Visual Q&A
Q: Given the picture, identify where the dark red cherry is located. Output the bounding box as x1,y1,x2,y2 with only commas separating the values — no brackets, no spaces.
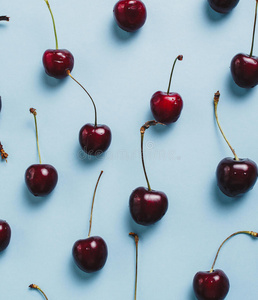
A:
42,49,74,79
113,0,147,32
129,187,168,225
208,0,239,13
216,157,258,197
72,236,108,273
193,269,230,300
0,96,2,112
25,164,58,197
230,54,258,88
0,220,11,252
79,123,112,156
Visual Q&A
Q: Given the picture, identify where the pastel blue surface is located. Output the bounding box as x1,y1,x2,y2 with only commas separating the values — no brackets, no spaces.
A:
1,0,258,299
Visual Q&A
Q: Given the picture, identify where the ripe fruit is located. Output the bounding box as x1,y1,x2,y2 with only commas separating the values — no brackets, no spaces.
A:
193,230,258,300
0,220,11,252
0,142,8,162
25,108,58,197
72,171,108,273
66,71,111,156
113,0,147,32
213,92,257,197
230,1,258,88
129,232,139,300
0,96,2,112
0,16,9,22
129,121,168,225
42,0,74,78
208,0,239,13
29,284,48,300
150,55,183,124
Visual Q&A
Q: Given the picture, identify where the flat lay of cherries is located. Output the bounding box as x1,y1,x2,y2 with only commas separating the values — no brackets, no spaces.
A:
1,0,258,299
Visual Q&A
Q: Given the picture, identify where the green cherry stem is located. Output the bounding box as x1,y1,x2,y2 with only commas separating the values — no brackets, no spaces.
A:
213,91,239,161
250,0,258,57
44,0,59,49
129,232,139,300
88,171,104,237
167,55,183,94
67,70,98,127
0,142,8,162
210,230,258,273
29,284,48,300
30,108,42,164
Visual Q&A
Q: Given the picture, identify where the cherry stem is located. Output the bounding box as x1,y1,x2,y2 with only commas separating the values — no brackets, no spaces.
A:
29,284,48,300
129,232,139,300
0,142,8,162
88,170,104,237
213,91,239,161
44,0,58,49
250,0,258,57
210,230,258,273
167,55,183,94
67,70,98,127
0,16,9,21
140,121,165,191
30,108,42,164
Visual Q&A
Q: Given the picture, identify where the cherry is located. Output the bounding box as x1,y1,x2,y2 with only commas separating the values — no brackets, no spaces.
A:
66,71,112,156
0,96,2,112
193,230,258,300
231,1,258,88
72,171,108,273
0,142,8,162
29,284,48,300
208,0,239,13
0,220,11,252
214,92,257,197
42,0,74,79
25,108,58,197
129,233,139,300
113,0,147,32
150,55,183,124
0,16,9,22
129,121,168,225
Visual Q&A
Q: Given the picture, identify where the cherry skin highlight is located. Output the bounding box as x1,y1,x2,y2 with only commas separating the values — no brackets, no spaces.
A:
0,220,11,252
25,164,58,197
43,49,74,79
193,269,230,300
208,0,239,13
113,0,147,32
129,187,168,225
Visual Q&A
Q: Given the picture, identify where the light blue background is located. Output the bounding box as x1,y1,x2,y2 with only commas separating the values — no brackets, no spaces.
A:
1,0,258,299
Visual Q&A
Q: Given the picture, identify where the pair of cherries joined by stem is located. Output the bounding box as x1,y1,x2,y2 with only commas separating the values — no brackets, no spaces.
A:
72,171,108,273
43,0,111,156
208,0,239,14
231,0,258,88
213,92,257,197
129,121,168,225
0,220,11,252
193,230,258,300
25,109,58,197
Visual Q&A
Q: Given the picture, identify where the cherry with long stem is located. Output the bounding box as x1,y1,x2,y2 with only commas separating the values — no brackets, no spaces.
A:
30,108,42,164
167,55,183,94
29,284,48,300
0,142,8,162
0,16,9,22
129,232,139,300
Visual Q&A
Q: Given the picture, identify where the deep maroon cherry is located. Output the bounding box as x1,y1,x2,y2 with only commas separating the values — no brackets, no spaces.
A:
42,0,74,79
0,16,9,22
208,0,239,13
66,71,112,156
129,121,168,226
113,0,147,32
0,96,2,112
150,55,183,124
25,108,58,197
72,171,108,273
214,92,257,197
0,220,11,252
29,284,48,300
230,1,258,88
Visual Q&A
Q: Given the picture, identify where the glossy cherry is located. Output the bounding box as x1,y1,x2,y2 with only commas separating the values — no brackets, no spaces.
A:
25,108,58,197
193,231,258,300
29,284,48,300
72,171,108,273
42,0,74,78
208,0,239,13
129,121,168,226
150,55,183,124
0,16,9,22
66,71,111,156
113,0,147,32
0,220,11,252
0,96,2,112
231,1,258,88
214,92,257,197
